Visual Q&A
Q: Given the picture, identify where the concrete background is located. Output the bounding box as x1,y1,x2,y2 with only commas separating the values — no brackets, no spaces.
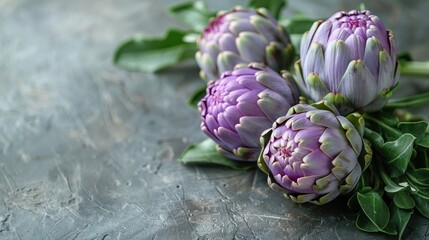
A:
1,0,428,239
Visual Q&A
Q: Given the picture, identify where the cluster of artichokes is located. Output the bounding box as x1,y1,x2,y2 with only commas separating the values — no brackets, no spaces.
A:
196,8,396,204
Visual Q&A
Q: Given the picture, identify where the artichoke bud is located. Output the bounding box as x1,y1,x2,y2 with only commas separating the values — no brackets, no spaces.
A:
196,7,295,81
199,63,299,161
258,101,367,205
296,10,399,115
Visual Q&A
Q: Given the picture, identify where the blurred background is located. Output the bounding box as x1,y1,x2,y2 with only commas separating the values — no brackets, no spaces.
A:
1,0,428,239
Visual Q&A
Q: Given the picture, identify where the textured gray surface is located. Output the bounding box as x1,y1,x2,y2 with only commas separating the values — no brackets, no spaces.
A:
1,0,429,239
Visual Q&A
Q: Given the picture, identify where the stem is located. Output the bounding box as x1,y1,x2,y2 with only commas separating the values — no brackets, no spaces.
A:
377,158,398,189
369,160,383,192
401,61,429,77
374,155,410,195
386,91,429,109
364,115,402,139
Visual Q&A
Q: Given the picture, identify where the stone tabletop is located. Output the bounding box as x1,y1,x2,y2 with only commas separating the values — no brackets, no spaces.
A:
1,0,429,239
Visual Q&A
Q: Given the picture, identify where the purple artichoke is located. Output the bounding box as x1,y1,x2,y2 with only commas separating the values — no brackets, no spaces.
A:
198,63,299,161
295,10,399,114
196,7,294,81
258,101,371,205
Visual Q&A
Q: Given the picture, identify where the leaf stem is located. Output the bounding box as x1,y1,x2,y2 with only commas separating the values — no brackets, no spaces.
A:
386,91,429,109
377,157,398,190
400,60,429,77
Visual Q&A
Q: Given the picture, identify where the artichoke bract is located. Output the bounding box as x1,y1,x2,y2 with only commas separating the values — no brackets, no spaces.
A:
196,7,294,81
295,10,399,114
258,102,370,205
198,63,299,161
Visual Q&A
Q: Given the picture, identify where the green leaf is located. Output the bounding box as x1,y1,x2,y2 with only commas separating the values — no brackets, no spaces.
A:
347,192,359,211
397,52,413,62
400,60,429,77
393,191,416,209
385,183,407,193
114,29,197,73
247,0,286,19
188,86,207,107
380,167,407,193
387,91,429,109
374,111,400,127
413,194,429,218
364,115,401,141
381,133,416,177
389,205,413,239
347,173,373,211
364,127,384,150
414,188,429,200
414,147,429,169
281,14,320,34
407,168,429,187
357,192,390,230
289,34,303,57
356,211,379,233
169,1,215,32
357,3,366,11
380,220,397,235
178,139,255,170
398,121,428,139
417,134,429,148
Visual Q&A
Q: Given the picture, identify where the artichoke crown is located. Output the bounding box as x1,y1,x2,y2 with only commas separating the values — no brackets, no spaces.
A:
296,10,399,114
199,63,299,161
196,7,294,81
258,101,371,204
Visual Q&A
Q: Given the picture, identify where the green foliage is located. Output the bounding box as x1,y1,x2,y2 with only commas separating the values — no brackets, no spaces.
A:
393,191,415,209
413,195,429,218
247,0,286,19
381,133,415,177
113,1,217,73
387,91,429,109
169,1,215,32
400,60,429,77
188,86,207,107
281,14,320,34
389,205,413,239
178,139,255,170
354,111,429,238
357,3,366,11
113,29,197,72
357,192,390,230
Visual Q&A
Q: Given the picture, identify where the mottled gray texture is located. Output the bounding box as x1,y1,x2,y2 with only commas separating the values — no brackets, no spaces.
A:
0,0,428,239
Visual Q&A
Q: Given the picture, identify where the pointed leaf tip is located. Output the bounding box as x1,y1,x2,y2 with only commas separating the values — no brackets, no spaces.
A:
114,29,197,73
178,139,256,171
357,192,390,230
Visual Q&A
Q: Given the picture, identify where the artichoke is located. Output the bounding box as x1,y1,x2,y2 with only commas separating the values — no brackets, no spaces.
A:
295,10,399,114
258,101,371,205
198,63,299,161
196,7,294,81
